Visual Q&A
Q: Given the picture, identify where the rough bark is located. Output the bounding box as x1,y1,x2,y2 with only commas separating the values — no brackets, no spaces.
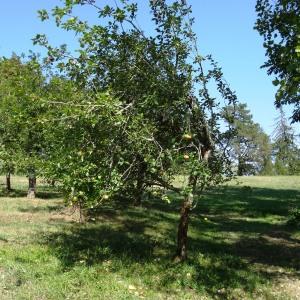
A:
174,142,212,262
173,99,214,262
174,175,197,262
27,174,36,199
6,172,11,192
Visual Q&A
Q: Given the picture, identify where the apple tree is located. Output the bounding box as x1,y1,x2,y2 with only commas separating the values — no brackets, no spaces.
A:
35,0,237,260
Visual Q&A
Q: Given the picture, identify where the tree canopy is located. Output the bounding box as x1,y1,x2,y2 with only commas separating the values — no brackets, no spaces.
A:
255,0,300,122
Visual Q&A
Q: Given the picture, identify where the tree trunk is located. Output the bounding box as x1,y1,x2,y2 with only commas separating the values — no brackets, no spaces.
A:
174,175,197,262
134,162,147,206
134,178,144,206
6,172,11,192
27,174,36,199
237,154,246,176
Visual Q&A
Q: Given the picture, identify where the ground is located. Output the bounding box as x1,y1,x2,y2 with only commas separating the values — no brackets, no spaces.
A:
0,176,299,299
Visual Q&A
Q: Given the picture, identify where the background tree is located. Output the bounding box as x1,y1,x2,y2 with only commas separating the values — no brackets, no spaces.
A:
272,108,300,175
259,132,274,175
224,103,273,175
0,56,23,191
255,0,300,122
0,55,46,198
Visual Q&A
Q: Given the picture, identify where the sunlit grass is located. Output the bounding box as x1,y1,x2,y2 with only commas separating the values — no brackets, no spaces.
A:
0,175,299,299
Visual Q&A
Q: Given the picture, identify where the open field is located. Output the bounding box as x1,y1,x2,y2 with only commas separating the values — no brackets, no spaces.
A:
0,176,300,299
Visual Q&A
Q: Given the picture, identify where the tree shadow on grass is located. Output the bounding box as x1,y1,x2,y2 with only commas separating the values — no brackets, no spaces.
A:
234,235,300,270
40,220,271,297
0,188,62,200
39,185,300,298
36,190,62,200
188,228,300,269
197,186,300,218
139,185,300,219
18,204,62,214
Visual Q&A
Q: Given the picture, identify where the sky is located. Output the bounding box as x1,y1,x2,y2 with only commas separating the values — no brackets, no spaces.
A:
0,0,297,135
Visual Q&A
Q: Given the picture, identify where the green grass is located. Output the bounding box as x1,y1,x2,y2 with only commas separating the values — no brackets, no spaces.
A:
0,176,300,299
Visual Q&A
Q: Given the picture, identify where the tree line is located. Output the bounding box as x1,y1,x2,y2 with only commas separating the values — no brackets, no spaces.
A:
225,103,300,176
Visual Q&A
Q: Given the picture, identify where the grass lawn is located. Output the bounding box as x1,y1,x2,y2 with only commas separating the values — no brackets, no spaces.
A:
0,176,300,299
